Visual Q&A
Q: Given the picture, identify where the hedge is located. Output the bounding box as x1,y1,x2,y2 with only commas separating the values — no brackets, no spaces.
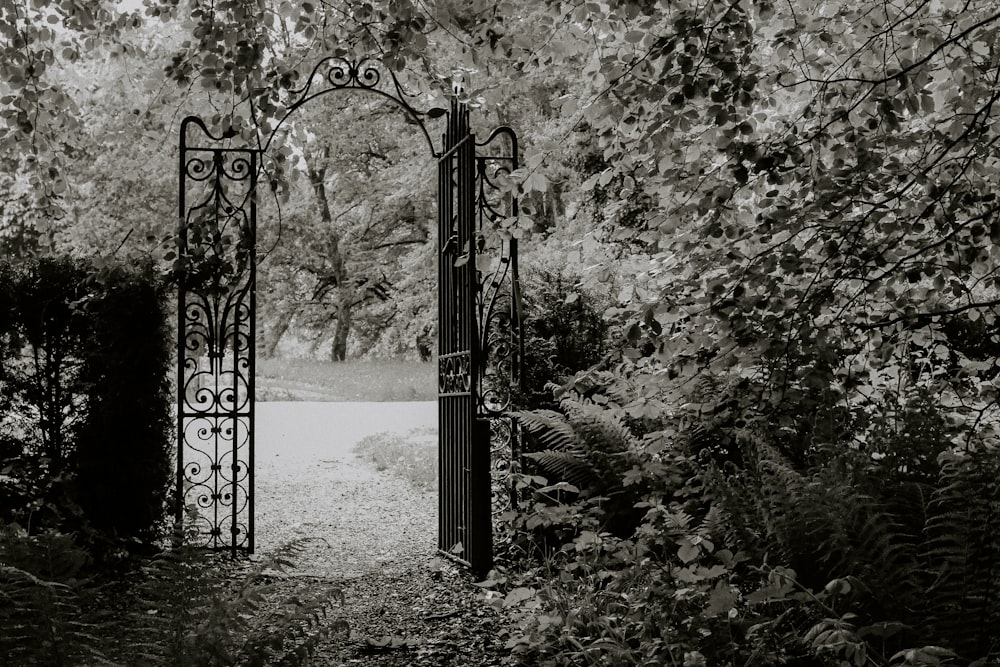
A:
0,256,173,556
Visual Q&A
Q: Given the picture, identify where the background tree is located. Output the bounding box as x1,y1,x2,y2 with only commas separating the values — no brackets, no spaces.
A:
256,93,436,360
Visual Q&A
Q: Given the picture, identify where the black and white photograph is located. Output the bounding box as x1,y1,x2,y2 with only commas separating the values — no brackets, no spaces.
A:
2,0,999,664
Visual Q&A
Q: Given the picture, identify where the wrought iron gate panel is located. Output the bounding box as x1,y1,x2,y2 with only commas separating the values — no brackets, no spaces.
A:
177,117,256,553
473,128,522,523
437,102,523,575
438,101,490,572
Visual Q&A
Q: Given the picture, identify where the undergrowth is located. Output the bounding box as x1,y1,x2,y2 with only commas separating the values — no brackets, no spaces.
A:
490,380,1000,666
0,522,348,666
0,525,106,666
120,533,346,666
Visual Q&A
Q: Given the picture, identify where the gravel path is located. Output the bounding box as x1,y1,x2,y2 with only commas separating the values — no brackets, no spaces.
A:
254,401,437,578
246,402,517,666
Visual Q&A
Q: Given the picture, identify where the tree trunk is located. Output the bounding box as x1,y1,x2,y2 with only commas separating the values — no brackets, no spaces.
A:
331,296,352,361
307,148,352,361
262,307,295,358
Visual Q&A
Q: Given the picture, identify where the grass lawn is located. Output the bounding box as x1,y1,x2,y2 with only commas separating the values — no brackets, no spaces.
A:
256,357,437,402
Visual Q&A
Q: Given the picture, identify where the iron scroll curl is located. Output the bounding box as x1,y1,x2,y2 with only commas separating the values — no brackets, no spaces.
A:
259,56,441,157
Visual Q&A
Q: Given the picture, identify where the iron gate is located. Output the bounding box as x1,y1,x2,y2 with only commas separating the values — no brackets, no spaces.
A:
437,102,522,574
176,58,521,574
176,118,257,551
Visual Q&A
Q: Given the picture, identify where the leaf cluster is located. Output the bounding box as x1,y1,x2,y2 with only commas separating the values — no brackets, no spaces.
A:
517,266,613,411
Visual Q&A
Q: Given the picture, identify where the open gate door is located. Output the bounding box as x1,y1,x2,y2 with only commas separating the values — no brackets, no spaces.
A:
437,101,521,576
437,102,490,573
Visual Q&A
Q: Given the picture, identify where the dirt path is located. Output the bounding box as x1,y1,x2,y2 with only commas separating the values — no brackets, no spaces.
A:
248,402,516,666
254,401,437,578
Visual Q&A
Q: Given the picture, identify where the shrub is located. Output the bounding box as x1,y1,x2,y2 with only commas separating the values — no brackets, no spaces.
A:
518,267,612,411
0,256,173,556
1,258,93,534
498,370,1000,665
71,260,173,553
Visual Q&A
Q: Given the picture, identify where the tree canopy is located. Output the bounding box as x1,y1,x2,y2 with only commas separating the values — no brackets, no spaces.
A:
2,0,999,392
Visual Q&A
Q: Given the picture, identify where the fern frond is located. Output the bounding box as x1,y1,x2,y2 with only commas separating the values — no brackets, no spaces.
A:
514,409,581,452
242,536,324,585
0,545,109,665
525,450,594,489
918,447,1000,658
561,400,637,454
688,372,721,406
120,535,348,667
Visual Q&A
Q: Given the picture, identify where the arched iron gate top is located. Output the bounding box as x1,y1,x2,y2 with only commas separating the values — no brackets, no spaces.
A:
180,55,519,167
259,56,441,156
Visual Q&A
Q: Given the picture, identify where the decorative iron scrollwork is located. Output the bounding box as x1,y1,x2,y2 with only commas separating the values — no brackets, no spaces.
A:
473,127,521,418
439,352,472,395
265,56,439,156
177,117,256,553
180,414,251,546
471,127,523,531
489,416,519,522
316,57,382,89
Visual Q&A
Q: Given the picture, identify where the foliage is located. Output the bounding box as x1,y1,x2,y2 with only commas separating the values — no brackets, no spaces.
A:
496,375,1000,665
513,399,646,543
0,0,145,210
0,256,173,556
255,94,437,361
73,259,174,554
518,267,613,410
0,523,107,666
0,520,347,666
1,257,102,538
467,0,1000,660
122,529,347,666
